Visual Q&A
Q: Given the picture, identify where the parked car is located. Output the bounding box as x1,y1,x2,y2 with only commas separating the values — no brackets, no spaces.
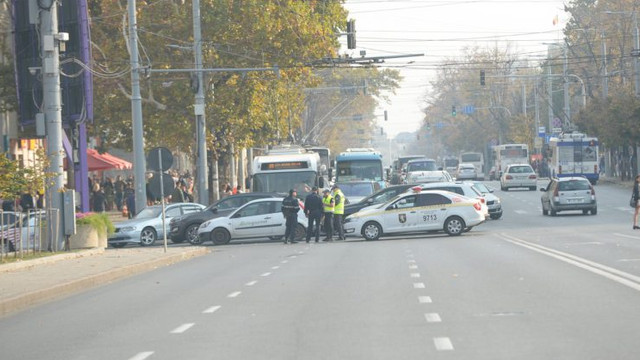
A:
0,210,46,252
335,181,381,204
109,203,205,248
500,164,537,191
455,163,478,180
170,192,279,244
540,177,597,216
344,184,416,218
196,198,307,245
417,182,489,219
343,189,485,240
404,158,453,184
468,181,502,219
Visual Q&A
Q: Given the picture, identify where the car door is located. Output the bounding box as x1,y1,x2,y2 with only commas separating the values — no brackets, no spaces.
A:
416,193,452,231
271,201,288,237
230,201,276,238
158,205,182,238
382,195,420,233
541,180,556,210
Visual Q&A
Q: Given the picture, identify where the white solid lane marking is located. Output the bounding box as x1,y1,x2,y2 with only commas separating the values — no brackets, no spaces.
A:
203,305,221,314
128,352,154,360
413,282,425,289
618,259,640,262
425,313,442,323
261,272,272,277
228,291,242,298
409,264,418,269
418,296,432,303
410,273,421,278
246,280,258,286
614,233,640,240
171,323,195,334
271,266,280,269
433,337,454,351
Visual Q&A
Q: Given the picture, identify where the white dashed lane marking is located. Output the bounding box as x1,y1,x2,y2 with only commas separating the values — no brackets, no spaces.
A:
407,259,416,263
129,352,154,360
227,291,242,298
245,280,258,286
203,305,221,314
418,296,432,304
433,337,454,351
409,264,418,269
413,283,425,289
410,273,421,278
170,323,195,334
271,266,280,270
281,260,289,264
424,313,442,323
261,272,272,277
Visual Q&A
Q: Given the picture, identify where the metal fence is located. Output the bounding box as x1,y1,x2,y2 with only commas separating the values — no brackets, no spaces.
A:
0,208,60,260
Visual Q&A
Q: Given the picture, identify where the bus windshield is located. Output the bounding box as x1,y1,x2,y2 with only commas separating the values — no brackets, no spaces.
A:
336,160,383,182
252,171,316,198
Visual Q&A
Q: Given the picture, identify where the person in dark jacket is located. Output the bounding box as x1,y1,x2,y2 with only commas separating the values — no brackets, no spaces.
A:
281,189,300,244
633,174,640,229
92,187,107,213
304,186,323,243
125,184,136,219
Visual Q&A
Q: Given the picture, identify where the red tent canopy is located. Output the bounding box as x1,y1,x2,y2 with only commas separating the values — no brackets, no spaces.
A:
64,149,133,171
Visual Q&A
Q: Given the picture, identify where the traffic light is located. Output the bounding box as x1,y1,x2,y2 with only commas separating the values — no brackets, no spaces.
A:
426,122,431,131
452,105,457,116
480,70,485,86
347,19,356,49
384,110,388,121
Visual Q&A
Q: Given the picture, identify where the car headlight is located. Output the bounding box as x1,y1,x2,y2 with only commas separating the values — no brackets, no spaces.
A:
344,217,353,223
201,220,212,229
120,226,136,232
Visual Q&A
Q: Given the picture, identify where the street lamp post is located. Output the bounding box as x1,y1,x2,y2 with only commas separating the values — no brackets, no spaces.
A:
605,10,640,97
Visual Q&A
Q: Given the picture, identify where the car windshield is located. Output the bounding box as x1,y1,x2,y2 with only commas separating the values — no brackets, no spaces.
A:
135,206,162,219
472,183,490,194
338,183,374,197
407,161,437,172
558,180,591,191
508,166,533,173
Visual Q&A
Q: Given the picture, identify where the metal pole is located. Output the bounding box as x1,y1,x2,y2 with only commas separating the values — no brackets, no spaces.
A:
563,45,571,127
40,0,65,248
547,61,554,133
634,12,640,97
128,0,148,214
158,149,167,253
193,0,208,205
602,30,608,98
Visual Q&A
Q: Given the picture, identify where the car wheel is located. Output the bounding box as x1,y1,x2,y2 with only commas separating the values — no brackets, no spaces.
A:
294,224,306,241
444,216,465,236
582,209,589,215
591,207,598,215
211,228,231,245
110,243,126,248
140,227,157,246
490,213,502,220
362,221,382,241
185,224,201,244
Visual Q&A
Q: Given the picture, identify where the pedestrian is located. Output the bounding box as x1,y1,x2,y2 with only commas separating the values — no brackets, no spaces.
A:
236,184,244,194
114,175,125,210
304,186,323,243
281,189,300,244
223,183,233,198
331,184,346,240
125,184,136,219
322,189,334,241
93,186,107,213
633,174,640,229
171,181,185,203
102,177,115,211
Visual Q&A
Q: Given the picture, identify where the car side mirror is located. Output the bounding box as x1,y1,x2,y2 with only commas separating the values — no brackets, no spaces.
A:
366,198,374,204
539,188,546,192
231,212,241,218
211,207,218,213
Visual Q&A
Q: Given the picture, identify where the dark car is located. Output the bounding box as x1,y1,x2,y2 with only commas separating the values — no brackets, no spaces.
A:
343,184,416,218
169,192,279,244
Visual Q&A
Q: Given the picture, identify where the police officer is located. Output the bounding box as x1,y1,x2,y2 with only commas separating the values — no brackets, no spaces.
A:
304,186,323,243
282,189,301,244
331,184,346,240
322,189,334,241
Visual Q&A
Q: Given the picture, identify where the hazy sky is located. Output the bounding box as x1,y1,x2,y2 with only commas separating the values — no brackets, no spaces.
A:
342,0,568,138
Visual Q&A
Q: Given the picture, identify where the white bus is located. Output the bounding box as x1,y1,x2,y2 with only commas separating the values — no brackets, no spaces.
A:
251,149,326,199
548,133,599,184
459,152,485,180
493,144,529,177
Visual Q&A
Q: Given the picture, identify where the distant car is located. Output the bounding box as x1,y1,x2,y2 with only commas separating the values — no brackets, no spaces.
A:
343,189,486,240
170,192,279,244
109,202,206,248
417,182,489,219
468,181,502,219
500,164,537,191
455,163,478,180
404,158,453,184
344,184,416,218
335,181,381,204
197,198,307,245
540,177,597,216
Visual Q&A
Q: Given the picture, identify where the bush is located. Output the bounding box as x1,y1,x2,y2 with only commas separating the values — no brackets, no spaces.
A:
75,212,115,237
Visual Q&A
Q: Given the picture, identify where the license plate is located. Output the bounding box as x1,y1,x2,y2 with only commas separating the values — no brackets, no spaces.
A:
566,199,583,203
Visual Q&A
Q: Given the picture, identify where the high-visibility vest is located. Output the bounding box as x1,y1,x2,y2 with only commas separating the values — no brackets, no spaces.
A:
333,190,345,215
323,195,334,213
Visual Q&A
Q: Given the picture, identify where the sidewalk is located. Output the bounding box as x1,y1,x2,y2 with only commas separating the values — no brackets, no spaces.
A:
0,246,209,317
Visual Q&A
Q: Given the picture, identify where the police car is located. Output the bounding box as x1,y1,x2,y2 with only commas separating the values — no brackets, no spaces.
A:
343,188,485,240
196,198,307,245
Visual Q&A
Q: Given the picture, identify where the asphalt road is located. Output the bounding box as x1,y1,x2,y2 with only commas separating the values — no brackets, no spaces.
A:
1,180,640,359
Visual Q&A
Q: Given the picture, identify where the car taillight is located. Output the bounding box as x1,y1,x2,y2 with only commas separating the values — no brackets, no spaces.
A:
478,197,485,204
528,174,537,179
506,175,513,180
473,202,482,211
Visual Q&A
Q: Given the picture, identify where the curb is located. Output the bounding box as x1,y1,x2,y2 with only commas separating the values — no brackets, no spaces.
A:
0,248,106,273
0,247,209,317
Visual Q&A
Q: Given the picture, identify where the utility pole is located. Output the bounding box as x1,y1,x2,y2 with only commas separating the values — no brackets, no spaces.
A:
128,0,148,214
602,30,608,98
192,0,208,205
40,0,65,248
562,45,570,128
547,58,554,133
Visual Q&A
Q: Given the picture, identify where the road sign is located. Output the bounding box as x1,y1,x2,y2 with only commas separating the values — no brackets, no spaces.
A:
538,126,546,137
147,147,173,172
148,172,175,200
